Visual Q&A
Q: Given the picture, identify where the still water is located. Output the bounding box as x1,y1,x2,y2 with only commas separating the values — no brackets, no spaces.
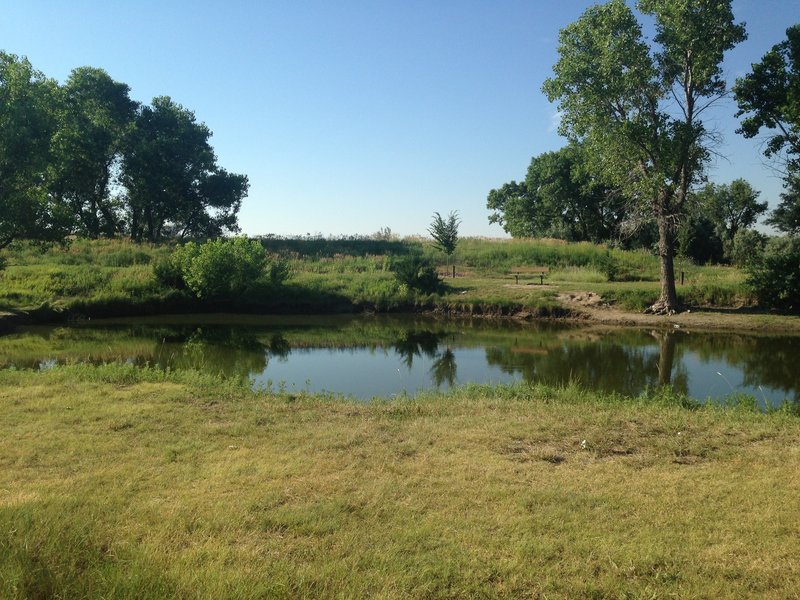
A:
1,314,798,406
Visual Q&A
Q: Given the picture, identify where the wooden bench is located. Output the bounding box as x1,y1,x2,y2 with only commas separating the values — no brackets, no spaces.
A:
510,266,549,285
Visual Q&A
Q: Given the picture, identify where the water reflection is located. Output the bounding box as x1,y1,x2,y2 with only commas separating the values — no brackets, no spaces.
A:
0,316,797,405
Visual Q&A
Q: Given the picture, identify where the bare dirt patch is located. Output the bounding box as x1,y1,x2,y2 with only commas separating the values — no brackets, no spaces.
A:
557,291,800,332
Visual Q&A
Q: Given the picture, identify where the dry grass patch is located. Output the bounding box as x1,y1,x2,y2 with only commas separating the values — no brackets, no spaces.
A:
1,367,799,598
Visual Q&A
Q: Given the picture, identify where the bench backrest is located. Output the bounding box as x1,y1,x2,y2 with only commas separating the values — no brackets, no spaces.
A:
510,267,549,274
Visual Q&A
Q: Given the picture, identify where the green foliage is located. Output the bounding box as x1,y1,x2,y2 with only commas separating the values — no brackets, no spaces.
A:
268,258,291,286
487,142,623,243
170,238,268,299
123,96,248,242
428,211,460,256
767,176,800,235
50,67,137,238
730,228,767,268
597,251,620,282
734,24,800,168
0,52,247,245
0,52,71,249
745,236,800,312
677,210,724,265
391,255,442,294
543,0,746,311
258,235,414,258
693,179,768,261
486,180,536,238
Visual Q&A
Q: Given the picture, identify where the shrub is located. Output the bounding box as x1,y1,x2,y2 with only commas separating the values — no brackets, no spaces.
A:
745,236,800,312
157,238,269,300
153,256,186,289
596,251,619,281
391,255,442,294
268,258,291,286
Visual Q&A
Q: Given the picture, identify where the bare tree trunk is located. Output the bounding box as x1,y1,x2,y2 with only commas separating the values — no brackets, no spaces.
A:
648,216,680,315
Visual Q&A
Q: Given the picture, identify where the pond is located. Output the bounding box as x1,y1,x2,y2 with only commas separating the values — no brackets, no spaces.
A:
1,314,798,407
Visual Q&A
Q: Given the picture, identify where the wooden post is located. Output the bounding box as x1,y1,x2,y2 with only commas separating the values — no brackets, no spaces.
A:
452,265,456,278
680,271,685,285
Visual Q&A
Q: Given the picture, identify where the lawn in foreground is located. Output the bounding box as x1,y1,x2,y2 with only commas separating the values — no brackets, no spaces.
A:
1,366,799,599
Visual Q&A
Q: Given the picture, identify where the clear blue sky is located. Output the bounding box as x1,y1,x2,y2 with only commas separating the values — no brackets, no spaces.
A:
3,1,798,237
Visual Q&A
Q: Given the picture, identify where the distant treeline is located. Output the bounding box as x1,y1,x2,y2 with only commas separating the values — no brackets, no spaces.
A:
486,142,770,266
0,52,247,249
256,234,412,258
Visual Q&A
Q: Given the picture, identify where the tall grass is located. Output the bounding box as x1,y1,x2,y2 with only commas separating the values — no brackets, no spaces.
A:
0,236,761,318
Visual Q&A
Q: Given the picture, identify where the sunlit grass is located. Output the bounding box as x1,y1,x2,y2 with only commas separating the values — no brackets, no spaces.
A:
1,365,799,598
0,236,771,317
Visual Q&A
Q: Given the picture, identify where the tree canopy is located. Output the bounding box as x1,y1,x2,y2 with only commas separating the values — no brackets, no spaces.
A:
487,143,622,243
123,96,248,242
735,25,800,239
734,25,800,172
0,53,248,247
0,52,70,249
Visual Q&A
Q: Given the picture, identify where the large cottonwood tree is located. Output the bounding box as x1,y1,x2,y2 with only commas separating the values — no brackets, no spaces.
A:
122,96,248,242
50,67,138,238
0,52,69,248
543,0,745,314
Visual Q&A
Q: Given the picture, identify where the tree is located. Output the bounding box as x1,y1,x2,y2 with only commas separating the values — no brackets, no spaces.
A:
428,211,460,275
543,0,746,314
734,24,800,174
745,236,800,312
767,176,800,235
50,67,138,238
0,52,69,249
677,208,724,265
122,96,248,242
695,179,767,260
735,25,800,241
488,144,622,242
487,181,536,238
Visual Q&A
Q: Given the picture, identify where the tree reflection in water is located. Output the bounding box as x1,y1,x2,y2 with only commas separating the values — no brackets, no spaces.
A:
484,329,689,397
2,318,797,405
392,330,444,369
430,348,457,388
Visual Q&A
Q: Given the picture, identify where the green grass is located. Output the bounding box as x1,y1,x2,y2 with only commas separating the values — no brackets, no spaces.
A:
0,236,771,320
1,364,799,598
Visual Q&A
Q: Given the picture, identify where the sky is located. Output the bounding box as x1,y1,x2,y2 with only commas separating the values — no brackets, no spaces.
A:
2,0,799,238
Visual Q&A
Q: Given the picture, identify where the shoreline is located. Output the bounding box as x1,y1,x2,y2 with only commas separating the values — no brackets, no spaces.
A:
2,297,799,335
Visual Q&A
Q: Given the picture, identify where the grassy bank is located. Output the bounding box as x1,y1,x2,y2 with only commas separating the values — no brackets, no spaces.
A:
1,365,799,598
0,236,773,322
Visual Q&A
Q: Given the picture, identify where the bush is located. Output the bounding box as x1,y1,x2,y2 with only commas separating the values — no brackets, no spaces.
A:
391,255,442,294
153,256,186,289
745,236,800,312
595,251,619,281
268,258,291,286
156,238,269,300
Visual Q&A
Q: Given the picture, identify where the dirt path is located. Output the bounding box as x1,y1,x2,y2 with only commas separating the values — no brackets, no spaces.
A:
557,291,800,333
